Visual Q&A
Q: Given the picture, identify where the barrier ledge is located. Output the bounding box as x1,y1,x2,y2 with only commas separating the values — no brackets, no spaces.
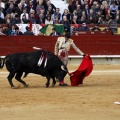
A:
0,56,5,58
68,55,120,64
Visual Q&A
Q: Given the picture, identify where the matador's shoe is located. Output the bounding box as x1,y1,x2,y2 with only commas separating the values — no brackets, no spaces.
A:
59,83,68,86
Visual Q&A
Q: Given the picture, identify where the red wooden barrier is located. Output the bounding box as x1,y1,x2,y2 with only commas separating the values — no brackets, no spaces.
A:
0,35,120,56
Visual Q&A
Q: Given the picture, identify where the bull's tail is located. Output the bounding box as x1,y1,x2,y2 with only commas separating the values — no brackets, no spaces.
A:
0,56,7,68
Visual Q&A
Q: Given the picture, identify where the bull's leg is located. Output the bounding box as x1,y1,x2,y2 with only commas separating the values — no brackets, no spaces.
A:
15,71,28,87
46,75,51,88
7,72,15,88
51,77,56,87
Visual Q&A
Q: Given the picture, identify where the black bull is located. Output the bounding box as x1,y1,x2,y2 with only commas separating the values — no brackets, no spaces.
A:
0,50,69,88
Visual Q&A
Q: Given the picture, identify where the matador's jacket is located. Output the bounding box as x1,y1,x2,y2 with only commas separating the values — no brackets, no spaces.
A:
54,37,84,65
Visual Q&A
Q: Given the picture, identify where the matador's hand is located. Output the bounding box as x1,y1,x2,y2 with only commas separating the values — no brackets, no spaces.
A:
82,54,86,57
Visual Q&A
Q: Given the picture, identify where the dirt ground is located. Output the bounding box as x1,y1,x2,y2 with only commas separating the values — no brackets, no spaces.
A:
0,64,120,120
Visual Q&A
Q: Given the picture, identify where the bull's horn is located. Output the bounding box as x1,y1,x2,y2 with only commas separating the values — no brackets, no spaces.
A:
61,65,67,72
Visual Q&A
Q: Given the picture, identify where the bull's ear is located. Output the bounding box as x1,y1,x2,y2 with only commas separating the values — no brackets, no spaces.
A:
61,65,67,72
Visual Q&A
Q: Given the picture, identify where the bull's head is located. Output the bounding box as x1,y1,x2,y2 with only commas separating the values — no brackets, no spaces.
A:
55,65,69,82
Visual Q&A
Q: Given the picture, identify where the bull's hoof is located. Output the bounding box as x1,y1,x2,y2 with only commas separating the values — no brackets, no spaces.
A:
24,84,29,87
46,83,49,88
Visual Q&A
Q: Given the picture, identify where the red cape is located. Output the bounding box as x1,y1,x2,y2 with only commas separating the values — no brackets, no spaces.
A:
70,55,93,86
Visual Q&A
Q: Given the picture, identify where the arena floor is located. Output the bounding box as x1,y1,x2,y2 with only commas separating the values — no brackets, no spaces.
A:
0,64,120,120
